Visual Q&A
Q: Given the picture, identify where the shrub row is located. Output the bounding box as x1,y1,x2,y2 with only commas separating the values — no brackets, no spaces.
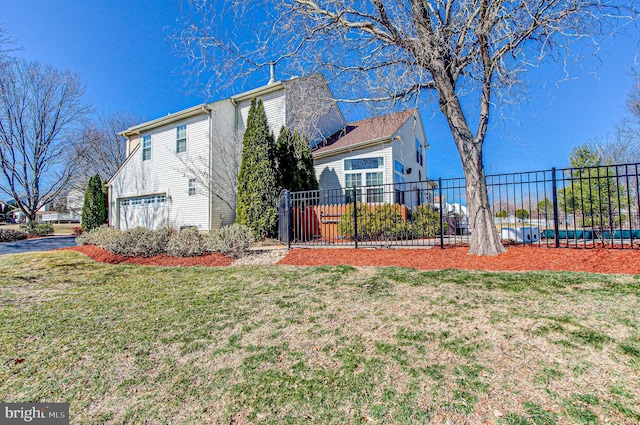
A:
337,203,445,241
76,224,254,258
20,222,54,237
0,229,28,242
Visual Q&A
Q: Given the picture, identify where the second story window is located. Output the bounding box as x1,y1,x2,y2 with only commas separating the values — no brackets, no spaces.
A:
416,139,423,167
142,135,151,161
188,178,196,196
176,125,187,153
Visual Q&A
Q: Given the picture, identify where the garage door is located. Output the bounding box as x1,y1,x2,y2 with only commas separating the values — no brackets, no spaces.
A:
118,194,167,231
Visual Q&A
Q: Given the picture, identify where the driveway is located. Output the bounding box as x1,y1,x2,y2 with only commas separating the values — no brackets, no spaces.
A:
0,236,77,256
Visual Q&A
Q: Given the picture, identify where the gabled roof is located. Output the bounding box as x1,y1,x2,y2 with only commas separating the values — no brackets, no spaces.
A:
313,109,417,156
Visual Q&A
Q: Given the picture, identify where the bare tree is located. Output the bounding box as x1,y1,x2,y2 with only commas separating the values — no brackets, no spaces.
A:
174,128,244,213
73,112,142,183
0,59,90,222
175,0,636,255
0,24,17,63
591,75,640,164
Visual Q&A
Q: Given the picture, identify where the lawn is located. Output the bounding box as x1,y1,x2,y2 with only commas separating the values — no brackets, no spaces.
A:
0,251,639,424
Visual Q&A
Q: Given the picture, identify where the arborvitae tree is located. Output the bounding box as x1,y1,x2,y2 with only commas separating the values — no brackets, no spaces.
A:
81,174,108,232
293,131,318,191
276,126,318,192
235,98,280,238
276,126,297,191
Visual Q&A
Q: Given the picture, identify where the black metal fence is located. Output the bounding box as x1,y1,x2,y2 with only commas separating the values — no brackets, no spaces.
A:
278,162,640,249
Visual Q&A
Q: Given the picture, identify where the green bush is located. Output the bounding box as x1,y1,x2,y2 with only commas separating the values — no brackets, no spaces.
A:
411,205,444,238
205,224,255,258
337,202,371,239
103,227,171,257
167,227,205,257
338,203,413,241
0,229,27,242
338,203,444,241
75,225,122,247
20,222,54,237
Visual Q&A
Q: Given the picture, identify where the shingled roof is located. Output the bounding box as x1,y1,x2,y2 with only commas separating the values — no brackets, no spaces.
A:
313,109,417,155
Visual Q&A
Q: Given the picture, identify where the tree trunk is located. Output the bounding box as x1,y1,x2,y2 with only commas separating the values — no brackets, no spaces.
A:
460,142,506,256
434,74,506,256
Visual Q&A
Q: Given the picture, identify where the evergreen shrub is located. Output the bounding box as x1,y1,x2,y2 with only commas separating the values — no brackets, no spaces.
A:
0,229,27,242
167,227,205,257
205,224,254,257
75,225,122,247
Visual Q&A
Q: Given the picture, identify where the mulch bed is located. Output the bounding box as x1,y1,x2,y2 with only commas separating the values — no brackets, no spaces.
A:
62,245,234,267
278,246,640,274
62,244,640,274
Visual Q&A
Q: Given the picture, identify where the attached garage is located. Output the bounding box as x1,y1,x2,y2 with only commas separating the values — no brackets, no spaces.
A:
117,194,168,231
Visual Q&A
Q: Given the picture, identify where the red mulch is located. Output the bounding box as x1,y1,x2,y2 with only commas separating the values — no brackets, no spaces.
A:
61,245,234,267
278,246,640,275
61,245,640,274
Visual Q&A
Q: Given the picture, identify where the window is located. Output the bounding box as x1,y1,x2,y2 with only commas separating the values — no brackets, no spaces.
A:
188,178,196,196
142,135,151,161
366,172,384,203
344,156,384,203
345,157,383,170
176,125,187,153
416,139,423,166
119,194,166,208
345,173,362,202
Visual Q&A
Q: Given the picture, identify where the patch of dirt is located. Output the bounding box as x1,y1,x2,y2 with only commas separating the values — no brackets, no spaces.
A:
62,245,234,267
61,245,640,274
278,246,640,274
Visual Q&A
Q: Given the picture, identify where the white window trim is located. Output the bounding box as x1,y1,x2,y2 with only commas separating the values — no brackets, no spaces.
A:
176,125,187,154
342,156,386,204
142,135,152,161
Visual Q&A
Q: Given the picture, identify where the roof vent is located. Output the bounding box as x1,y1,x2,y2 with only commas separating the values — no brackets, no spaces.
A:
268,61,276,85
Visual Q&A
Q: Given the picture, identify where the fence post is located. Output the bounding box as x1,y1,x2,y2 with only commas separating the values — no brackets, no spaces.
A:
439,178,444,249
352,186,358,249
551,167,560,248
285,190,291,250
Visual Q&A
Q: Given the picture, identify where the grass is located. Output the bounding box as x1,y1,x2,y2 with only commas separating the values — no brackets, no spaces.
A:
0,251,639,424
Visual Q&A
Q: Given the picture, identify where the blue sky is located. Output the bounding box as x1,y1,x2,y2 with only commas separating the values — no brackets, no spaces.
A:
2,0,638,179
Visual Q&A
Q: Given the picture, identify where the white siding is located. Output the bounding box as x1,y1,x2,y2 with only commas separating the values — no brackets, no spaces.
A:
391,112,428,183
314,143,393,203
236,89,286,139
209,100,239,229
109,114,212,231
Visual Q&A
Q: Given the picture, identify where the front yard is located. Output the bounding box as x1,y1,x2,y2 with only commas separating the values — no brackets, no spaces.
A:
0,251,639,424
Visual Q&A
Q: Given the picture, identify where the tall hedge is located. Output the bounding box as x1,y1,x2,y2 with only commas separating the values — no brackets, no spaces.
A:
276,126,318,192
235,98,280,238
81,174,108,232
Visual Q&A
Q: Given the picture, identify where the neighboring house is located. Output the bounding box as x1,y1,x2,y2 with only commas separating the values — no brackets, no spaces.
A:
66,184,86,220
107,74,344,231
313,109,430,207
107,73,432,232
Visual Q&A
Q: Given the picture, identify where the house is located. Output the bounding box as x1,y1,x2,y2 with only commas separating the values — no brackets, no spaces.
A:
107,72,430,232
107,74,344,231
313,109,430,207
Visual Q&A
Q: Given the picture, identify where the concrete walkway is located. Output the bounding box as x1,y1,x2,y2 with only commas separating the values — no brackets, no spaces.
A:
0,236,77,256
